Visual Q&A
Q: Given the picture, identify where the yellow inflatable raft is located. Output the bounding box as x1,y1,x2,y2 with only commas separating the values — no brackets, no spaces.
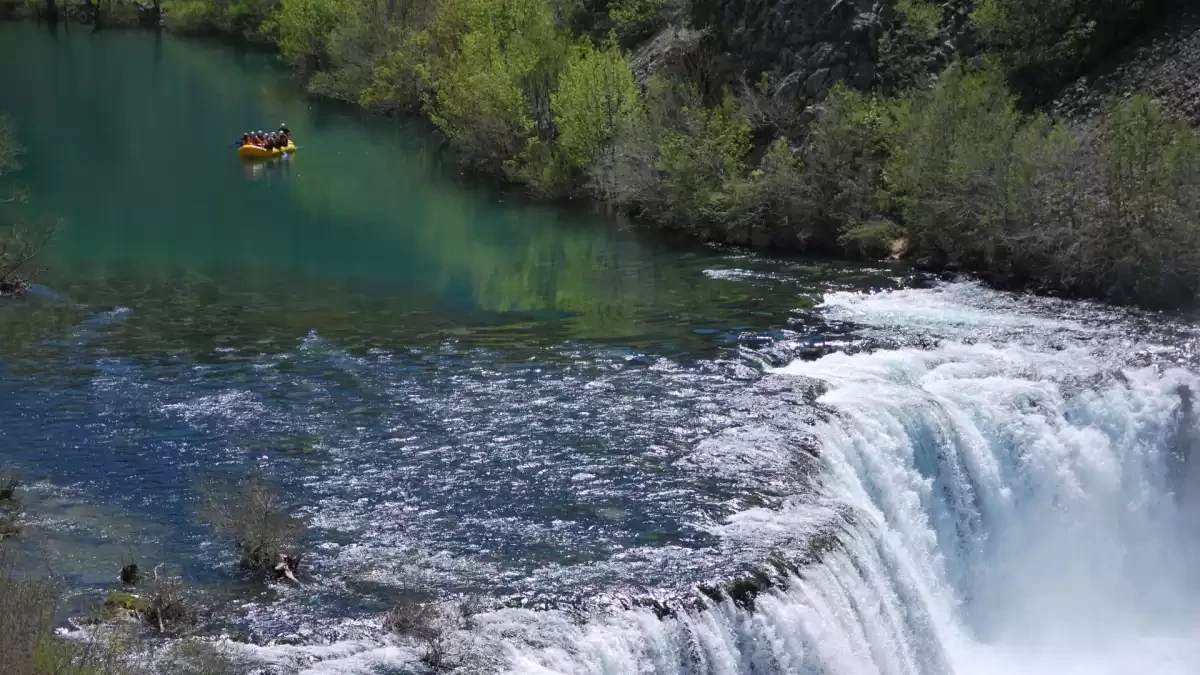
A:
237,142,297,159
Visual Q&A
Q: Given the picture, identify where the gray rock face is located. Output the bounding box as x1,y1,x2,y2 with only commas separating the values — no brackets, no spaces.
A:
1053,7,1200,125
688,0,975,106
691,0,884,104
630,26,707,87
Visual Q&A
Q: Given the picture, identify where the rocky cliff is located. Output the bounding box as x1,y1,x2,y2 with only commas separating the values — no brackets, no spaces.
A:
1054,6,1200,124
683,0,977,104
672,0,1196,126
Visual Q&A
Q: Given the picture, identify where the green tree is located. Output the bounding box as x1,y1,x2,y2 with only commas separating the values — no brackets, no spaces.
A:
423,0,567,169
551,37,640,189
655,90,751,223
304,0,437,110
272,0,344,69
1088,95,1200,303
971,0,1146,100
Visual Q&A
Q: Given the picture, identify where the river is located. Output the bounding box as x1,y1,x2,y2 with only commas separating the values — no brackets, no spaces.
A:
2,21,1200,675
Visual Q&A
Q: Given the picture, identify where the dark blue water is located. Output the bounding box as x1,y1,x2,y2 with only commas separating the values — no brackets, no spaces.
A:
0,22,903,641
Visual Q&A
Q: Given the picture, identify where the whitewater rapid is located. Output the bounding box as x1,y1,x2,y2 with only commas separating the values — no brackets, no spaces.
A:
238,282,1200,674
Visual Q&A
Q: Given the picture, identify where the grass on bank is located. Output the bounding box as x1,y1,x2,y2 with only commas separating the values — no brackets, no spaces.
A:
0,549,241,675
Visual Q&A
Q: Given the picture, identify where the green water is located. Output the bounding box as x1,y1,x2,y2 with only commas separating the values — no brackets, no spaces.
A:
0,22,911,649
0,22,887,359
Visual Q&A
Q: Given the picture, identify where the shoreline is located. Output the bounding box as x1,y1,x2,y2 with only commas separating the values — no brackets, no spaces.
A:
4,10,1199,311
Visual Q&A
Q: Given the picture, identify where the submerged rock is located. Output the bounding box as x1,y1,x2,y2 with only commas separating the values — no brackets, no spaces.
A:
0,276,31,299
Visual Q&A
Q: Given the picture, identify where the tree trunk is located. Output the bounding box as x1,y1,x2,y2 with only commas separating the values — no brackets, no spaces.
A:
43,0,58,24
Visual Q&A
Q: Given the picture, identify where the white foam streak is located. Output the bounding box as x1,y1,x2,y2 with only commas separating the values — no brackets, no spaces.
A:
494,285,1200,675
235,283,1200,675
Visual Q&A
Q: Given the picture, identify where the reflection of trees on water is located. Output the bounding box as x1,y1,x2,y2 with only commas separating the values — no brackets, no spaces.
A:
1,247,843,365
0,24,885,365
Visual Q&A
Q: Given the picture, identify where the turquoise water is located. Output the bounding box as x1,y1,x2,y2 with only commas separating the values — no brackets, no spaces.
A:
5,23,1200,675
0,21,899,629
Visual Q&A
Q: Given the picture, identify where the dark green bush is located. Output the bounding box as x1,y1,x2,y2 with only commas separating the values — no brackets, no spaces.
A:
880,62,1200,305
1073,95,1200,303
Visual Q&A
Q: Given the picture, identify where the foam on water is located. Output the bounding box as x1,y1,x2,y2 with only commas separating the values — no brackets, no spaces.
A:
26,281,1200,675
415,282,1200,675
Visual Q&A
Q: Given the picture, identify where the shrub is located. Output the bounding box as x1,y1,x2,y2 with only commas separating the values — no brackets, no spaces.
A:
305,0,437,111
272,0,343,70
0,551,135,675
884,62,1033,271
385,598,458,671
140,568,195,636
970,0,1150,100
162,0,278,35
724,85,888,248
551,37,640,180
654,89,752,224
1078,95,1200,303
971,0,1108,65
423,0,567,170
91,568,194,636
895,0,939,40
220,0,281,36
161,0,223,33
873,60,1200,305
794,85,889,246
877,0,941,89
0,556,52,675
722,138,804,244
607,0,674,45
194,473,304,580
352,30,431,112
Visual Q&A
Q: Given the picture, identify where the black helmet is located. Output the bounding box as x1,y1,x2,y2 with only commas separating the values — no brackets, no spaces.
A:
279,123,290,133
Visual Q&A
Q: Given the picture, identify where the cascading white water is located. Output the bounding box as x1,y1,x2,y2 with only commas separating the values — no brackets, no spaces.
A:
227,283,1200,674
487,283,1200,675
775,345,1199,675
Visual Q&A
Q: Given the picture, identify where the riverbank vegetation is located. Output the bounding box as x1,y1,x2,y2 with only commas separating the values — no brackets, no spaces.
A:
0,548,241,675
153,0,1198,306
0,469,284,674
11,0,1200,306
0,117,58,299
0,465,455,675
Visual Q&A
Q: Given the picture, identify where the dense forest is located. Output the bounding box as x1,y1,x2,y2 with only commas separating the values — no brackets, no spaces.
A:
14,0,1200,306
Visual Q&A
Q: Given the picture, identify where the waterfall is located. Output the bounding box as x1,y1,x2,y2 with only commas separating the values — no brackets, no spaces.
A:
489,284,1200,675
